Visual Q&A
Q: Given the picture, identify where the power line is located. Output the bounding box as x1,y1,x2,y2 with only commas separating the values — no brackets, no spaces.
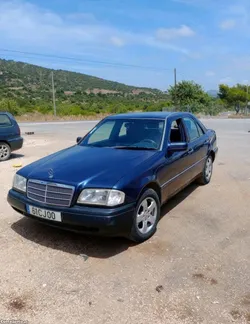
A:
0,48,179,98
0,48,174,72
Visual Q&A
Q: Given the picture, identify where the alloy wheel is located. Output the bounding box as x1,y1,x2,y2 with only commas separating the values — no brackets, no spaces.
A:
136,197,157,234
205,157,213,181
0,144,9,160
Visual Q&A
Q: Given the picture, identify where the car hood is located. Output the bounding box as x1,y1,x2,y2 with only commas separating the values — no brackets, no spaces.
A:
20,145,157,188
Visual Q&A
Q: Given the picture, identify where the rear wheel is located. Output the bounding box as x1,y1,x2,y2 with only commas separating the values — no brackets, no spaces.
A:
128,189,160,243
0,142,11,161
197,155,213,185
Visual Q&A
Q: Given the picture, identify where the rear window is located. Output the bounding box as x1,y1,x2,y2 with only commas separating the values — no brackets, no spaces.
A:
0,114,12,127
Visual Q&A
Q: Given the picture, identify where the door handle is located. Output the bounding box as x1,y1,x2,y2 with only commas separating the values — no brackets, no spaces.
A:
188,148,194,154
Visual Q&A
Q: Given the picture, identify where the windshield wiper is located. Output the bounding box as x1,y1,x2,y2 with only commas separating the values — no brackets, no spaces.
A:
112,146,157,151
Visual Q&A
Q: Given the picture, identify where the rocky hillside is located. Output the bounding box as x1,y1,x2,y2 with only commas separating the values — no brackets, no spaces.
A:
0,59,161,100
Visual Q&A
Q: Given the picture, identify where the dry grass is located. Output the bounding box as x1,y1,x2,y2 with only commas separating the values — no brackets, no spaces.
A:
16,112,110,122
228,114,250,119
15,112,233,122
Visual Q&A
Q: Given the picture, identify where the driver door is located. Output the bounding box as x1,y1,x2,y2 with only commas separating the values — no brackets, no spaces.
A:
159,117,192,202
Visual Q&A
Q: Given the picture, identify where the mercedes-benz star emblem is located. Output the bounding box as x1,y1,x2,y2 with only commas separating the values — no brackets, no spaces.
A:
48,168,54,179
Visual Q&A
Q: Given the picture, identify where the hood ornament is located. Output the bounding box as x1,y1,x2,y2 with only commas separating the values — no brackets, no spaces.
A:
48,168,54,179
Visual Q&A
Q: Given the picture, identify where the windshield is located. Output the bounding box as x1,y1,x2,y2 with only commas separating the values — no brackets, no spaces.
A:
80,118,165,150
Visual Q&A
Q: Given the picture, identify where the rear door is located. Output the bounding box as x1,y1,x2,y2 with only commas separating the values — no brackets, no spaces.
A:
182,116,208,178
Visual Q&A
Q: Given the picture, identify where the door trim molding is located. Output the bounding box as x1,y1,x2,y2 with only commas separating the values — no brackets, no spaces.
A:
160,156,206,188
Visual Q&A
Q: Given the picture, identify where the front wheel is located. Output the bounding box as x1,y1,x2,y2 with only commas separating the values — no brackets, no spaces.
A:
0,142,11,161
128,189,160,243
197,155,213,185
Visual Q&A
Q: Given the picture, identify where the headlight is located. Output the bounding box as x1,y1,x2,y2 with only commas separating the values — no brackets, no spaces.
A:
77,189,125,206
13,174,27,193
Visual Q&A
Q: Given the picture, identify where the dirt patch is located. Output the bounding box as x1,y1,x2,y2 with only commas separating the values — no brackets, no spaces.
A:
230,308,250,322
242,294,250,306
228,114,250,119
192,273,205,279
136,239,171,256
230,309,242,320
210,278,218,285
7,295,29,312
192,273,218,285
155,285,164,293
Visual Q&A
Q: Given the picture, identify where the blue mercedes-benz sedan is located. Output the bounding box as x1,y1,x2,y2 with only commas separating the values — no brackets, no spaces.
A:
7,112,218,242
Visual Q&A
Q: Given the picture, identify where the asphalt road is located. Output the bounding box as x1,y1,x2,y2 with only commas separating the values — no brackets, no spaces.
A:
20,120,98,137
19,117,250,136
0,118,249,324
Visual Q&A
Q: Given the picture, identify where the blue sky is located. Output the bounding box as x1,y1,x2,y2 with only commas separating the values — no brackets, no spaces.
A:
0,0,249,90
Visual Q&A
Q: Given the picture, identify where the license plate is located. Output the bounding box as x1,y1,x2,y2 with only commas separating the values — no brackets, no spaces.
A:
26,205,62,222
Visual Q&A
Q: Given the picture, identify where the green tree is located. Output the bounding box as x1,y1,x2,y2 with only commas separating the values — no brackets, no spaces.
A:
0,99,20,115
218,84,230,100
168,81,211,112
218,84,248,107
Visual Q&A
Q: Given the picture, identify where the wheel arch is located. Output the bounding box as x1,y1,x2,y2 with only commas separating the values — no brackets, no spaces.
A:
138,181,162,204
0,140,11,149
0,140,10,144
209,150,215,162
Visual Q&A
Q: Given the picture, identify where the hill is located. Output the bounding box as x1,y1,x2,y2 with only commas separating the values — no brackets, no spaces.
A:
0,59,170,116
207,90,218,98
0,59,161,97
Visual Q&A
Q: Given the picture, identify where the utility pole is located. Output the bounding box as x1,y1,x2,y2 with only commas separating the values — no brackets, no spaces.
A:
174,68,177,110
246,84,249,115
39,70,42,85
51,71,56,116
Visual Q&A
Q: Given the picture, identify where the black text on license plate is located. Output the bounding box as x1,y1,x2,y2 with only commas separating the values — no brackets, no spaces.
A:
27,205,62,222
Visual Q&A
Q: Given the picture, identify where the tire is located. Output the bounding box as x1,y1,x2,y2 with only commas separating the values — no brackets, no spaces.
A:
0,142,11,161
197,155,213,185
128,189,160,243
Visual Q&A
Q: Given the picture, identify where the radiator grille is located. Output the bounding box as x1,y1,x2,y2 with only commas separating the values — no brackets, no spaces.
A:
27,180,74,207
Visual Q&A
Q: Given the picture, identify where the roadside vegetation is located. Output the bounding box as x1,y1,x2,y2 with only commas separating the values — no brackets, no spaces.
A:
1,59,249,118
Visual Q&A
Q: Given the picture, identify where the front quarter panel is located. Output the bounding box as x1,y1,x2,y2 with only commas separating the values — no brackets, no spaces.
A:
114,152,164,204
207,129,218,158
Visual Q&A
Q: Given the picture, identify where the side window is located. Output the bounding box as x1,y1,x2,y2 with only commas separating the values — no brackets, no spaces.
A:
87,121,115,144
118,122,127,137
196,123,204,137
183,118,200,141
169,119,185,143
0,114,12,127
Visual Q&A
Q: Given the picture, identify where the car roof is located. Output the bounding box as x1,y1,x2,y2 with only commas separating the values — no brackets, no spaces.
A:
0,111,13,117
107,111,195,120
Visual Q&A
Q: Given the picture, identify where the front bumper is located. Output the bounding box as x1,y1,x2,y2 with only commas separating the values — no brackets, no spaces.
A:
7,189,135,237
214,147,218,158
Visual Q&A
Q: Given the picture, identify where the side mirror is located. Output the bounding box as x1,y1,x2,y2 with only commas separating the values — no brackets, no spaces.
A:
76,137,82,144
168,142,188,152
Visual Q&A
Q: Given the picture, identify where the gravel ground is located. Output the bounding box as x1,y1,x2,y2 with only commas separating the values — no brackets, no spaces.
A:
0,119,249,324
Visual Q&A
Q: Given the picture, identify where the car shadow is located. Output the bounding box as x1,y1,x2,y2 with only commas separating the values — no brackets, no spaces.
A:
11,183,198,259
10,153,25,160
11,218,135,259
160,183,199,219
